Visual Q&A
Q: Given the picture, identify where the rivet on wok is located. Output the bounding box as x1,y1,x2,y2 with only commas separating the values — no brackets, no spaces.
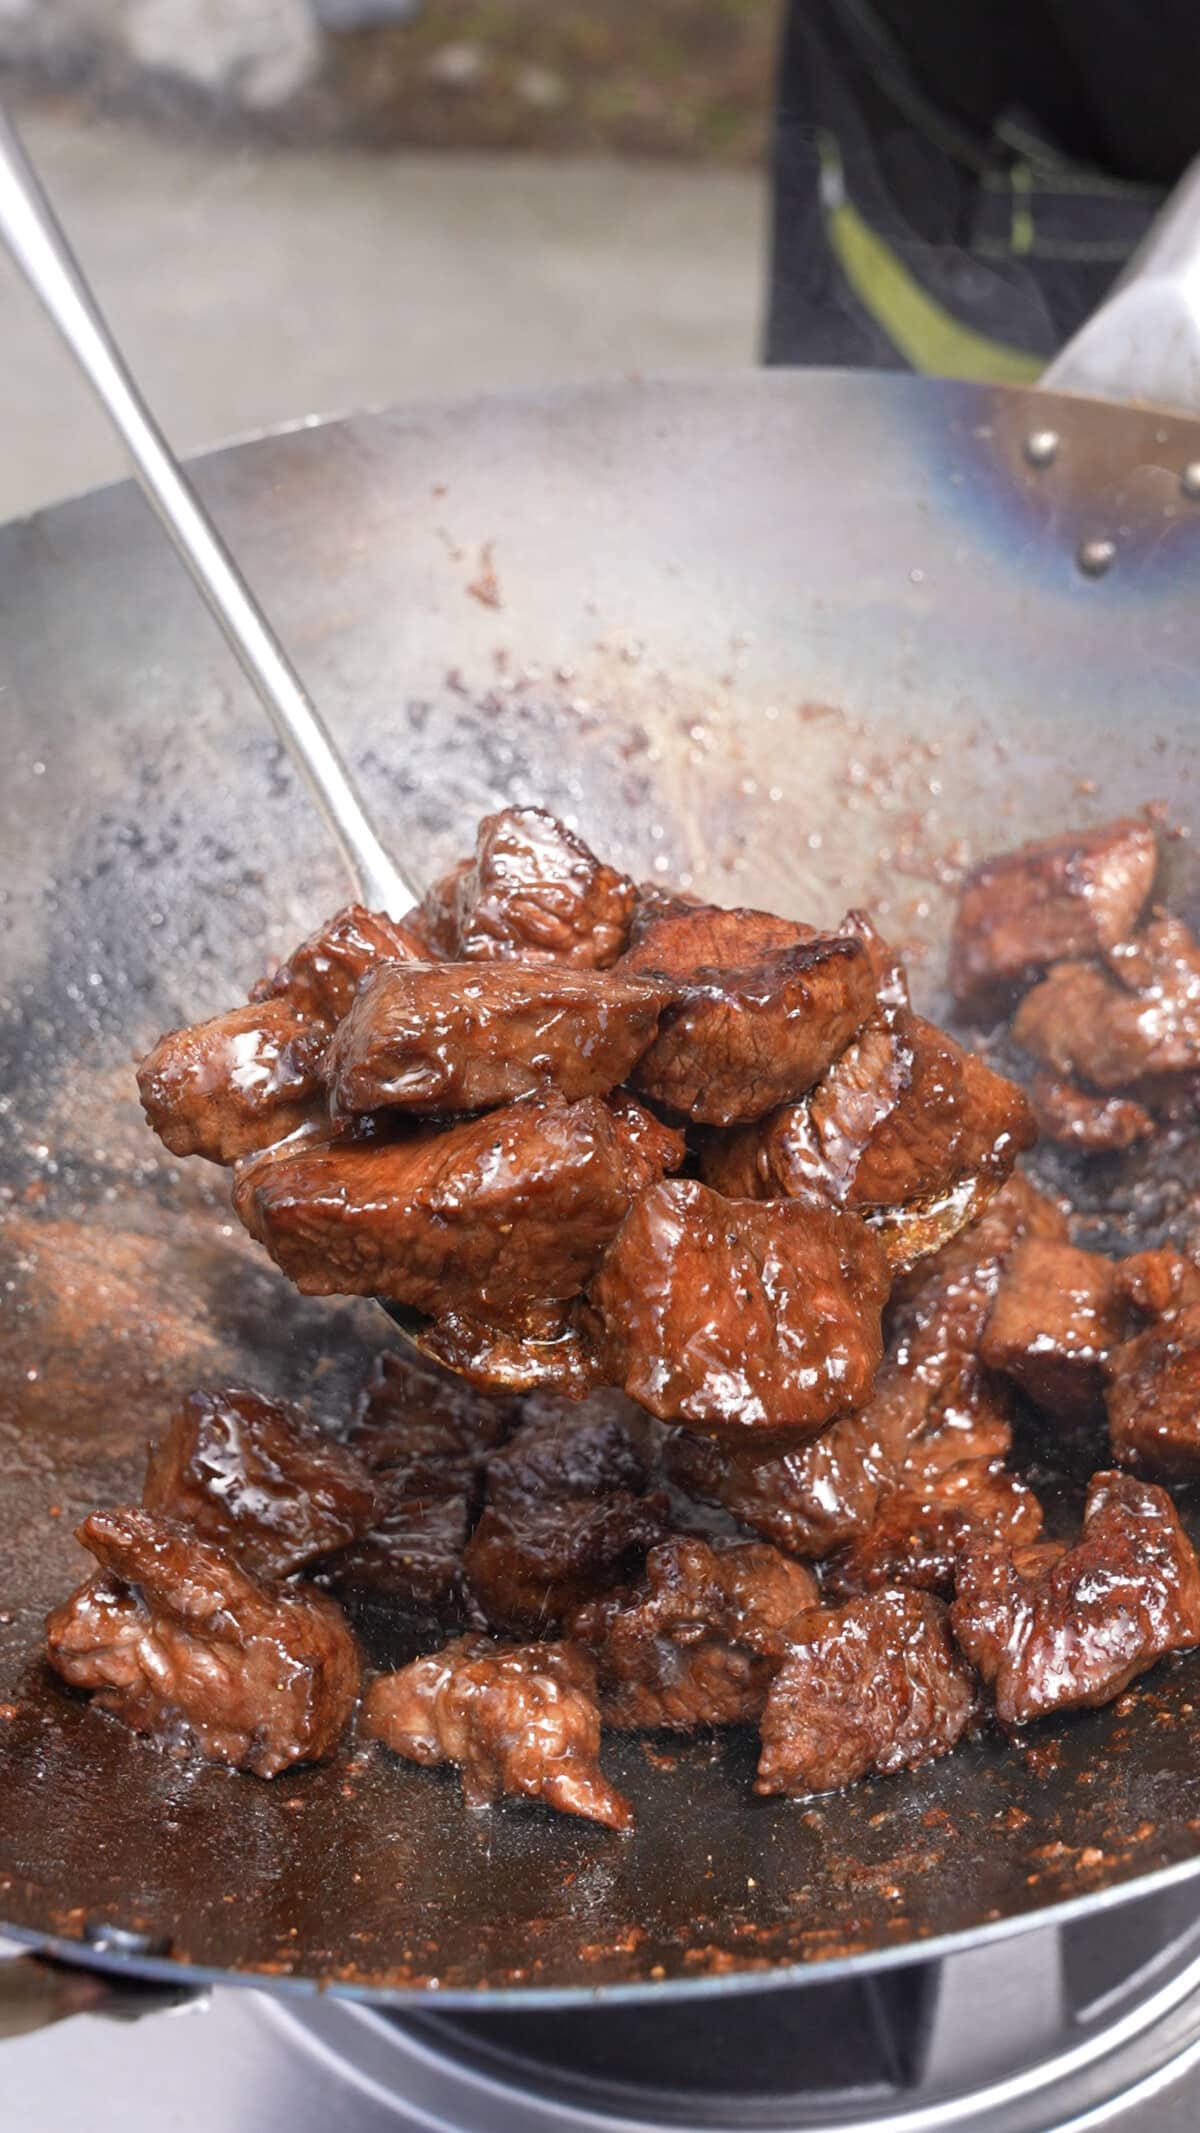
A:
1180,462,1200,499
1024,429,1060,468
1077,536,1116,577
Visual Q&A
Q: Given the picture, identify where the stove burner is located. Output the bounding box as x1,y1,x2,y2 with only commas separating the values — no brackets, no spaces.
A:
266,1877,1200,2131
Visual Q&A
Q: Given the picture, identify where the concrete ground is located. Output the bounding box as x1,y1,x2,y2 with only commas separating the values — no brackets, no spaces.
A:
0,110,766,521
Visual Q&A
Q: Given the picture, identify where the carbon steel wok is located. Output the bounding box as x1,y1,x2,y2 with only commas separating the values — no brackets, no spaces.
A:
4,201,1200,2015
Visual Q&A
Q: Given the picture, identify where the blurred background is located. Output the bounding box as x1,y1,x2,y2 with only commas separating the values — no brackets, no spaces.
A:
0,0,773,519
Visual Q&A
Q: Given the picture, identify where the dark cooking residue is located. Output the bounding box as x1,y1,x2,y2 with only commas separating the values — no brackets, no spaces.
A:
40,807,1200,1833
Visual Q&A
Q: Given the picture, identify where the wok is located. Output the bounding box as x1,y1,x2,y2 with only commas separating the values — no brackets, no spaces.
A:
3,172,1200,2022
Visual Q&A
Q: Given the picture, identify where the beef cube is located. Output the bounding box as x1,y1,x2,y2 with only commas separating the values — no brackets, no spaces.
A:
463,1392,666,1630
483,1391,654,1503
626,882,706,941
409,858,474,958
45,1509,360,1778
949,818,1157,1019
421,1305,606,1399
826,1462,1044,1599
253,903,427,1020
621,902,812,980
951,1471,1200,1723
789,1177,1063,1552
1107,1305,1200,1480
362,1634,633,1828
631,935,876,1127
866,1175,1010,1276
593,1179,891,1434
755,1589,978,1795
570,1535,818,1730
1115,1249,1200,1320
837,908,910,1012
321,1488,474,1615
137,997,329,1165
1014,917,1200,1088
702,1012,1033,1253
602,1089,687,1192
322,1351,514,1614
465,1495,669,1633
142,1384,379,1577
980,1238,1128,1423
233,1090,651,1318
453,807,636,968
665,1415,895,1560
1030,1073,1155,1154
884,1175,1068,1429
327,959,668,1118
348,1350,513,1488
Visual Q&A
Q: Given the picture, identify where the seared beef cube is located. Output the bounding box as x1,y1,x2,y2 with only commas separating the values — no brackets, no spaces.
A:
362,1633,632,1828
703,1012,1033,1254
631,935,876,1127
665,1415,895,1559
142,1384,379,1577
1115,1249,1200,1320
453,807,636,968
1014,917,1200,1087
409,858,474,957
1107,911,1200,992
233,1090,650,1317
837,908,910,1011
1030,1072,1155,1153
772,1176,1062,1561
1107,1306,1200,1479
822,1291,1041,1596
949,818,1157,1019
952,1472,1200,1724
593,1180,891,1434
137,997,329,1165
464,1393,665,1630
348,1350,513,1487
465,1494,668,1633
323,1352,514,1614
321,1488,474,1615
867,1175,1010,1276
422,1305,606,1398
755,1589,977,1796
826,1462,1043,1599
570,1535,818,1729
621,902,812,980
883,1175,1068,1431
327,960,668,1118
484,1391,654,1502
45,1509,360,1777
980,1238,1127,1423
627,882,706,941
253,903,426,1020
603,1089,687,1191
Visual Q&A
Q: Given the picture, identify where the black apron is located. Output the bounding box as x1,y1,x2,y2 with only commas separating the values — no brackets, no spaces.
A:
766,0,1195,373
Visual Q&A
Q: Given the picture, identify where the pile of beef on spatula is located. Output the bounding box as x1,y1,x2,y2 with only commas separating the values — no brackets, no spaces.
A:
137,804,1036,1433
45,807,1200,1832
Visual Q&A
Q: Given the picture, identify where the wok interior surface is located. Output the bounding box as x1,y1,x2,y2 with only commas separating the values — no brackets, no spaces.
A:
3,371,1200,2001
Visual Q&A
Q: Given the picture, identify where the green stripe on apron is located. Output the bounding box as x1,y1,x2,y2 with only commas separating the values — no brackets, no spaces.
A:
818,133,1043,383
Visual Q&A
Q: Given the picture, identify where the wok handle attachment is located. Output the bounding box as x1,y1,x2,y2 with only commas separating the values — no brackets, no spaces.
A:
0,99,419,919
0,1944,201,2041
1042,156,1200,413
